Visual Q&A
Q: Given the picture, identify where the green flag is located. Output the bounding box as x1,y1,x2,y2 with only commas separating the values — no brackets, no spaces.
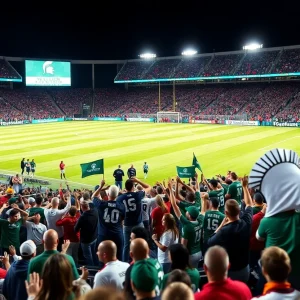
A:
176,166,196,178
80,159,104,178
192,153,202,172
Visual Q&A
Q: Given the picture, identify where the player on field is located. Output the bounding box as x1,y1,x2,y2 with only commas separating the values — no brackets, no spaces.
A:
113,165,125,190
168,178,206,268
25,159,31,176
30,159,36,177
116,177,151,262
143,162,149,179
20,158,25,175
127,164,136,179
225,172,243,206
92,181,125,261
59,161,66,179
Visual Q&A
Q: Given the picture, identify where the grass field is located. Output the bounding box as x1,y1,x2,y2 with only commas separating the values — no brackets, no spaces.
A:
0,121,300,189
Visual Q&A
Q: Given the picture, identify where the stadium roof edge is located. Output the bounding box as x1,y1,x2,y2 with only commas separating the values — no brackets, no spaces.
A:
2,44,300,64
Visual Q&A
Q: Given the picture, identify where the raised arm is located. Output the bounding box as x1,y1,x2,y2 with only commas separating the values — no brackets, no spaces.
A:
168,180,182,220
241,176,253,208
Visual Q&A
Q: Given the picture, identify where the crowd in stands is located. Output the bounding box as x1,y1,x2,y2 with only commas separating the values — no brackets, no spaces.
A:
275,91,300,122
203,54,243,77
173,57,211,78
0,60,20,80
50,88,93,117
0,151,299,299
144,59,181,79
274,48,300,74
115,61,154,81
0,97,26,121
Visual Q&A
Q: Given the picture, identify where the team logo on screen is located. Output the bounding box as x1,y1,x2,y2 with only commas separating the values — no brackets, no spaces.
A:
43,61,54,75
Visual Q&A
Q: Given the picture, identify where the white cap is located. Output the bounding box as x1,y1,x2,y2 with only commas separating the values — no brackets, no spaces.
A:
28,197,36,204
20,240,36,256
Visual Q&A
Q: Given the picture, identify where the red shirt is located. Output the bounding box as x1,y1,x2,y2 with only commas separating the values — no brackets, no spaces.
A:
59,163,65,170
0,195,9,207
250,211,265,252
194,278,252,300
0,268,7,279
56,212,80,242
151,207,167,238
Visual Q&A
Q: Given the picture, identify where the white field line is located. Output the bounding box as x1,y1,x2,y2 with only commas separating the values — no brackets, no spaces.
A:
0,169,94,188
259,136,300,151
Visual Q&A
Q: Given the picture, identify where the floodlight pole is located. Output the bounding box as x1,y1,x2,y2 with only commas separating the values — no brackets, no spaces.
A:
173,81,176,112
158,82,161,111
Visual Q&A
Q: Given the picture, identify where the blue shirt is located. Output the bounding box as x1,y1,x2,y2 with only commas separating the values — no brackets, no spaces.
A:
93,198,125,235
116,191,145,226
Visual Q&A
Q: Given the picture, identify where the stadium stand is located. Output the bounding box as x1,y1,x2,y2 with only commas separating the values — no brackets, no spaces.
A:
115,60,154,81
143,58,181,79
0,59,21,80
274,48,300,73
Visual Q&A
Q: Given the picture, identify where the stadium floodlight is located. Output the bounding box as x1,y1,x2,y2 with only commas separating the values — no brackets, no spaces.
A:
139,53,156,59
243,43,263,50
182,49,198,56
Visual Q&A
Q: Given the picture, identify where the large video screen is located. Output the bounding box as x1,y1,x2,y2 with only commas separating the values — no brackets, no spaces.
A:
25,60,71,86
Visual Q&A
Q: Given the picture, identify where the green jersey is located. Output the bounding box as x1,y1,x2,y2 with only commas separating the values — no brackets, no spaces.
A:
227,181,243,205
147,258,164,296
208,189,225,213
252,205,263,215
203,210,225,243
162,267,200,292
178,191,201,215
221,183,229,194
258,211,300,278
28,207,46,224
30,161,36,169
0,218,23,249
180,214,204,255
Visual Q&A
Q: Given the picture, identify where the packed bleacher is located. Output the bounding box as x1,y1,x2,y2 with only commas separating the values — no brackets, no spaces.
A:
173,57,211,78
115,61,154,81
144,59,181,79
274,48,300,73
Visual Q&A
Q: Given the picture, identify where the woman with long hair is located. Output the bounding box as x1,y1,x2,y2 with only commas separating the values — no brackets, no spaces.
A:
161,244,200,292
151,195,168,239
152,213,179,274
26,253,90,300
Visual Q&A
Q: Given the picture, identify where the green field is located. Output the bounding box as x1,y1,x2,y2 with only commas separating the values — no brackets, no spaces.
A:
0,121,300,189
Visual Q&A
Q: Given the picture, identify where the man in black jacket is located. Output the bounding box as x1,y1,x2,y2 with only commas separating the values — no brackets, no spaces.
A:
74,199,99,266
21,158,25,175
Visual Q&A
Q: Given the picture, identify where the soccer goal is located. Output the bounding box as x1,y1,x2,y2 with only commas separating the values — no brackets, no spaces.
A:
157,111,181,123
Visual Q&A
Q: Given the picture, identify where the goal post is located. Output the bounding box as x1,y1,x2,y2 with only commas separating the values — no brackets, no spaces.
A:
157,111,181,123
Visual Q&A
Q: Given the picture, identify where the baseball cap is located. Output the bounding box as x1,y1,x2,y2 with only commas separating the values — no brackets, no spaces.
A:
186,206,200,219
28,197,36,204
6,188,14,195
20,240,36,256
131,259,158,292
8,197,18,205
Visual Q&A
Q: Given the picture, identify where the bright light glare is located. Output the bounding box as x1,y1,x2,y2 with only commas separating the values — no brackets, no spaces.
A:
182,49,198,56
139,53,156,58
243,44,263,50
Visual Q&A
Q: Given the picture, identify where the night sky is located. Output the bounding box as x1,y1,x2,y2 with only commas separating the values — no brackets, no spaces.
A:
2,9,300,87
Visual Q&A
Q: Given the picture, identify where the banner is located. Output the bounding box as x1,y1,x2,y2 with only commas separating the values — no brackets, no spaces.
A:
32,118,64,124
273,122,300,127
80,159,104,178
93,117,122,121
0,120,29,126
194,120,213,124
226,120,259,126
126,117,154,122
192,153,203,172
176,166,196,178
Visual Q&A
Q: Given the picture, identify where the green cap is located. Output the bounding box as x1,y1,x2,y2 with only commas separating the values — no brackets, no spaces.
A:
186,206,199,219
131,259,158,292
8,197,18,205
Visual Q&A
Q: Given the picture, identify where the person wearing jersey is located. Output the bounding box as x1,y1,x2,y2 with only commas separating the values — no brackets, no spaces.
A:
169,180,205,269
208,179,225,213
59,161,66,179
113,165,125,190
116,177,151,262
143,162,149,179
92,182,125,261
127,164,136,179
94,240,129,289
225,172,243,205
30,159,36,178
202,197,225,255
142,189,157,231
25,159,31,176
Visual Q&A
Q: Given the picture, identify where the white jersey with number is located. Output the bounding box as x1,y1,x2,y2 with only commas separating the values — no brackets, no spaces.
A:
93,260,130,290
142,197,157,222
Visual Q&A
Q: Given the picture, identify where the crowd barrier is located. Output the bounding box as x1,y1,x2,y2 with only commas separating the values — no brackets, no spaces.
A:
0,117,299,128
